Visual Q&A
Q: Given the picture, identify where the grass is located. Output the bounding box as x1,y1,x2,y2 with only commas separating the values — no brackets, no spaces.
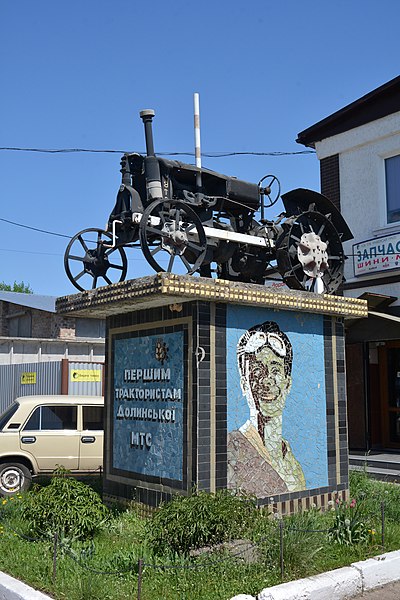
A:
0,471,400,599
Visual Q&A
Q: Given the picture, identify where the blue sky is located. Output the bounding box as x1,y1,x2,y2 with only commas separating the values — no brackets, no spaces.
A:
1,0,399,296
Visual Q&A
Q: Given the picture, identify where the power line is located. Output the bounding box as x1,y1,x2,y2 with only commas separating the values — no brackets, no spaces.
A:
0,217,145,261
0,217,71,239
0,247,147,260
0,247,62,256
0,217,396,259
0,146,315,157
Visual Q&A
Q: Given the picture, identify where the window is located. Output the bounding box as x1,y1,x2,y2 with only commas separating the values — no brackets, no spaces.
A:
23,406,77,431
83,406,103,430
75,318,105,338
386,155,400,223
0,402,20,431
8,313,32,337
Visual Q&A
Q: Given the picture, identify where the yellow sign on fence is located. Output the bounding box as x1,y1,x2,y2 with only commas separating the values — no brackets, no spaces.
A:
21,372,37,385
70,369,101,382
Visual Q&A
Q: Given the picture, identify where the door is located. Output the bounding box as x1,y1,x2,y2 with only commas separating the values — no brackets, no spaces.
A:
379,342,400,449
20,404,80,470
78,405,104,471
346,342,368,450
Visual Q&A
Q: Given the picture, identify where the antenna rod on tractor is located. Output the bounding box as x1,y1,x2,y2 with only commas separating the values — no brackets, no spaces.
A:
193,93,202,191
139,109,163,201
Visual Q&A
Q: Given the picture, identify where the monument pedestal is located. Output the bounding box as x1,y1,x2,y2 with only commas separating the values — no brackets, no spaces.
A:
57,274,367,514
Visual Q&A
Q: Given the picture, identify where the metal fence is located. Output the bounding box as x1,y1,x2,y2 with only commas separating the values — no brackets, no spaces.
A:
0,361,60,413
0,360,104,413
67,361,103,396
0,499,388,600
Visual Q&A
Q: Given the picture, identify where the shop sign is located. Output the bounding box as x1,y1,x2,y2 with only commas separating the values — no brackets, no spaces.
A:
353,232,400,277
21,372,37,385
70,369,101,382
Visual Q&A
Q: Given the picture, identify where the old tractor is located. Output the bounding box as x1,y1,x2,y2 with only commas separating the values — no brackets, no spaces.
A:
64,109,352,293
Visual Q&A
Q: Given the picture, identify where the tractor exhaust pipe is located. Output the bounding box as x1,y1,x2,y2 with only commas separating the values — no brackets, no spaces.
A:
139,109,163,201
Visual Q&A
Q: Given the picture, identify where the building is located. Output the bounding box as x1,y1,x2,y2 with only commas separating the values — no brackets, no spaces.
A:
0,291,105,410
297,76,400,458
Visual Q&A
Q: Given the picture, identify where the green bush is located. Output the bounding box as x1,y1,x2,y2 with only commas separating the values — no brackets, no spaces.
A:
148,489,257,555
21,470,108,539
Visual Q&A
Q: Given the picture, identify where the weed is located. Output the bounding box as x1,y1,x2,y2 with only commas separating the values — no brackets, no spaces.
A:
254,507,326,578
328,498,369,546
350,470,400,522
0,474,399,599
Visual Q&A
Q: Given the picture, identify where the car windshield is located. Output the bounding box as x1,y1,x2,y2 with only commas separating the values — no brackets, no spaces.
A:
0,402,20,431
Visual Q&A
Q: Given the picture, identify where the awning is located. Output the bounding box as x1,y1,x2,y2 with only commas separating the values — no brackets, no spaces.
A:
346,309,400,343
368,310,400,323
358,292,397,311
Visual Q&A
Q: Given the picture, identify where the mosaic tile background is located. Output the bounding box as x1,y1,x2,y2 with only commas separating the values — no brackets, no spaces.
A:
102,299,347,510
227,305,328,493
112,331,184,481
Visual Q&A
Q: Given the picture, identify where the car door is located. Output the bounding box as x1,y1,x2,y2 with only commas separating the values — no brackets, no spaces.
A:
78,404,104,471
19,404,80,471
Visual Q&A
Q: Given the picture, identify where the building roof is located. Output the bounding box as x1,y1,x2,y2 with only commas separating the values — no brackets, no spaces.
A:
297,75,400,148
0,291,56,313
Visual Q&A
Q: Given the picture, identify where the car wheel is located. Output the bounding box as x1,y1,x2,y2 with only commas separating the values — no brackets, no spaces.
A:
0,463,32,496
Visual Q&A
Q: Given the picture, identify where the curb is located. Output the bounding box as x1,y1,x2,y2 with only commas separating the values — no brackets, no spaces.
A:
0,572,52,600
2,549,400,600
230,549,400,600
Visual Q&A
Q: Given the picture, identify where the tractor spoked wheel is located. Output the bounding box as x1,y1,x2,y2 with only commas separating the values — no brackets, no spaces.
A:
139,199,207,275
276,211,345,294
64,228,128,291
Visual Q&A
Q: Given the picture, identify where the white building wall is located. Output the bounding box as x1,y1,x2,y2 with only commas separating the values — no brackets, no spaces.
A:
314,112,400,305
0,337,105,365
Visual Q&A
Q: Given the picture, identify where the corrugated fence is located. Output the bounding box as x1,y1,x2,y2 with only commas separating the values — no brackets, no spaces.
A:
0,360,104,414
67,361,104,397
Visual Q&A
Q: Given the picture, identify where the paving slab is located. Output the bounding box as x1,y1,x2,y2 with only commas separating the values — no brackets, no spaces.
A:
354,581,400,599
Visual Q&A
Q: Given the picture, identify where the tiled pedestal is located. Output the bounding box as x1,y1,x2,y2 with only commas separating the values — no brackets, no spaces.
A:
57,274,367,513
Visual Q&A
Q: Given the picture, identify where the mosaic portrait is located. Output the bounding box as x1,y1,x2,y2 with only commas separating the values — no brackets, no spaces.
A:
227,306,328,497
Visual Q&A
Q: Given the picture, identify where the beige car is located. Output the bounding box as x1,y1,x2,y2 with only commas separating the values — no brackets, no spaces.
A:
0,395,104,496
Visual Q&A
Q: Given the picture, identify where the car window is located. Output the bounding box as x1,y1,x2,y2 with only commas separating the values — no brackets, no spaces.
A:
83,406,103,430
23,406,77,431
0,402,19,431
24,406,40,430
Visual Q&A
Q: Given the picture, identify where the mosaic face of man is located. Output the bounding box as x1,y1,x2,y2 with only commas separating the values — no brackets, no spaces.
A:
247,345,292,418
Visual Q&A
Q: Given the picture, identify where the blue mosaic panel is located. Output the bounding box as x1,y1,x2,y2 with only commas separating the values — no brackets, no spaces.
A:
112,331,184,481
227,305,328,494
